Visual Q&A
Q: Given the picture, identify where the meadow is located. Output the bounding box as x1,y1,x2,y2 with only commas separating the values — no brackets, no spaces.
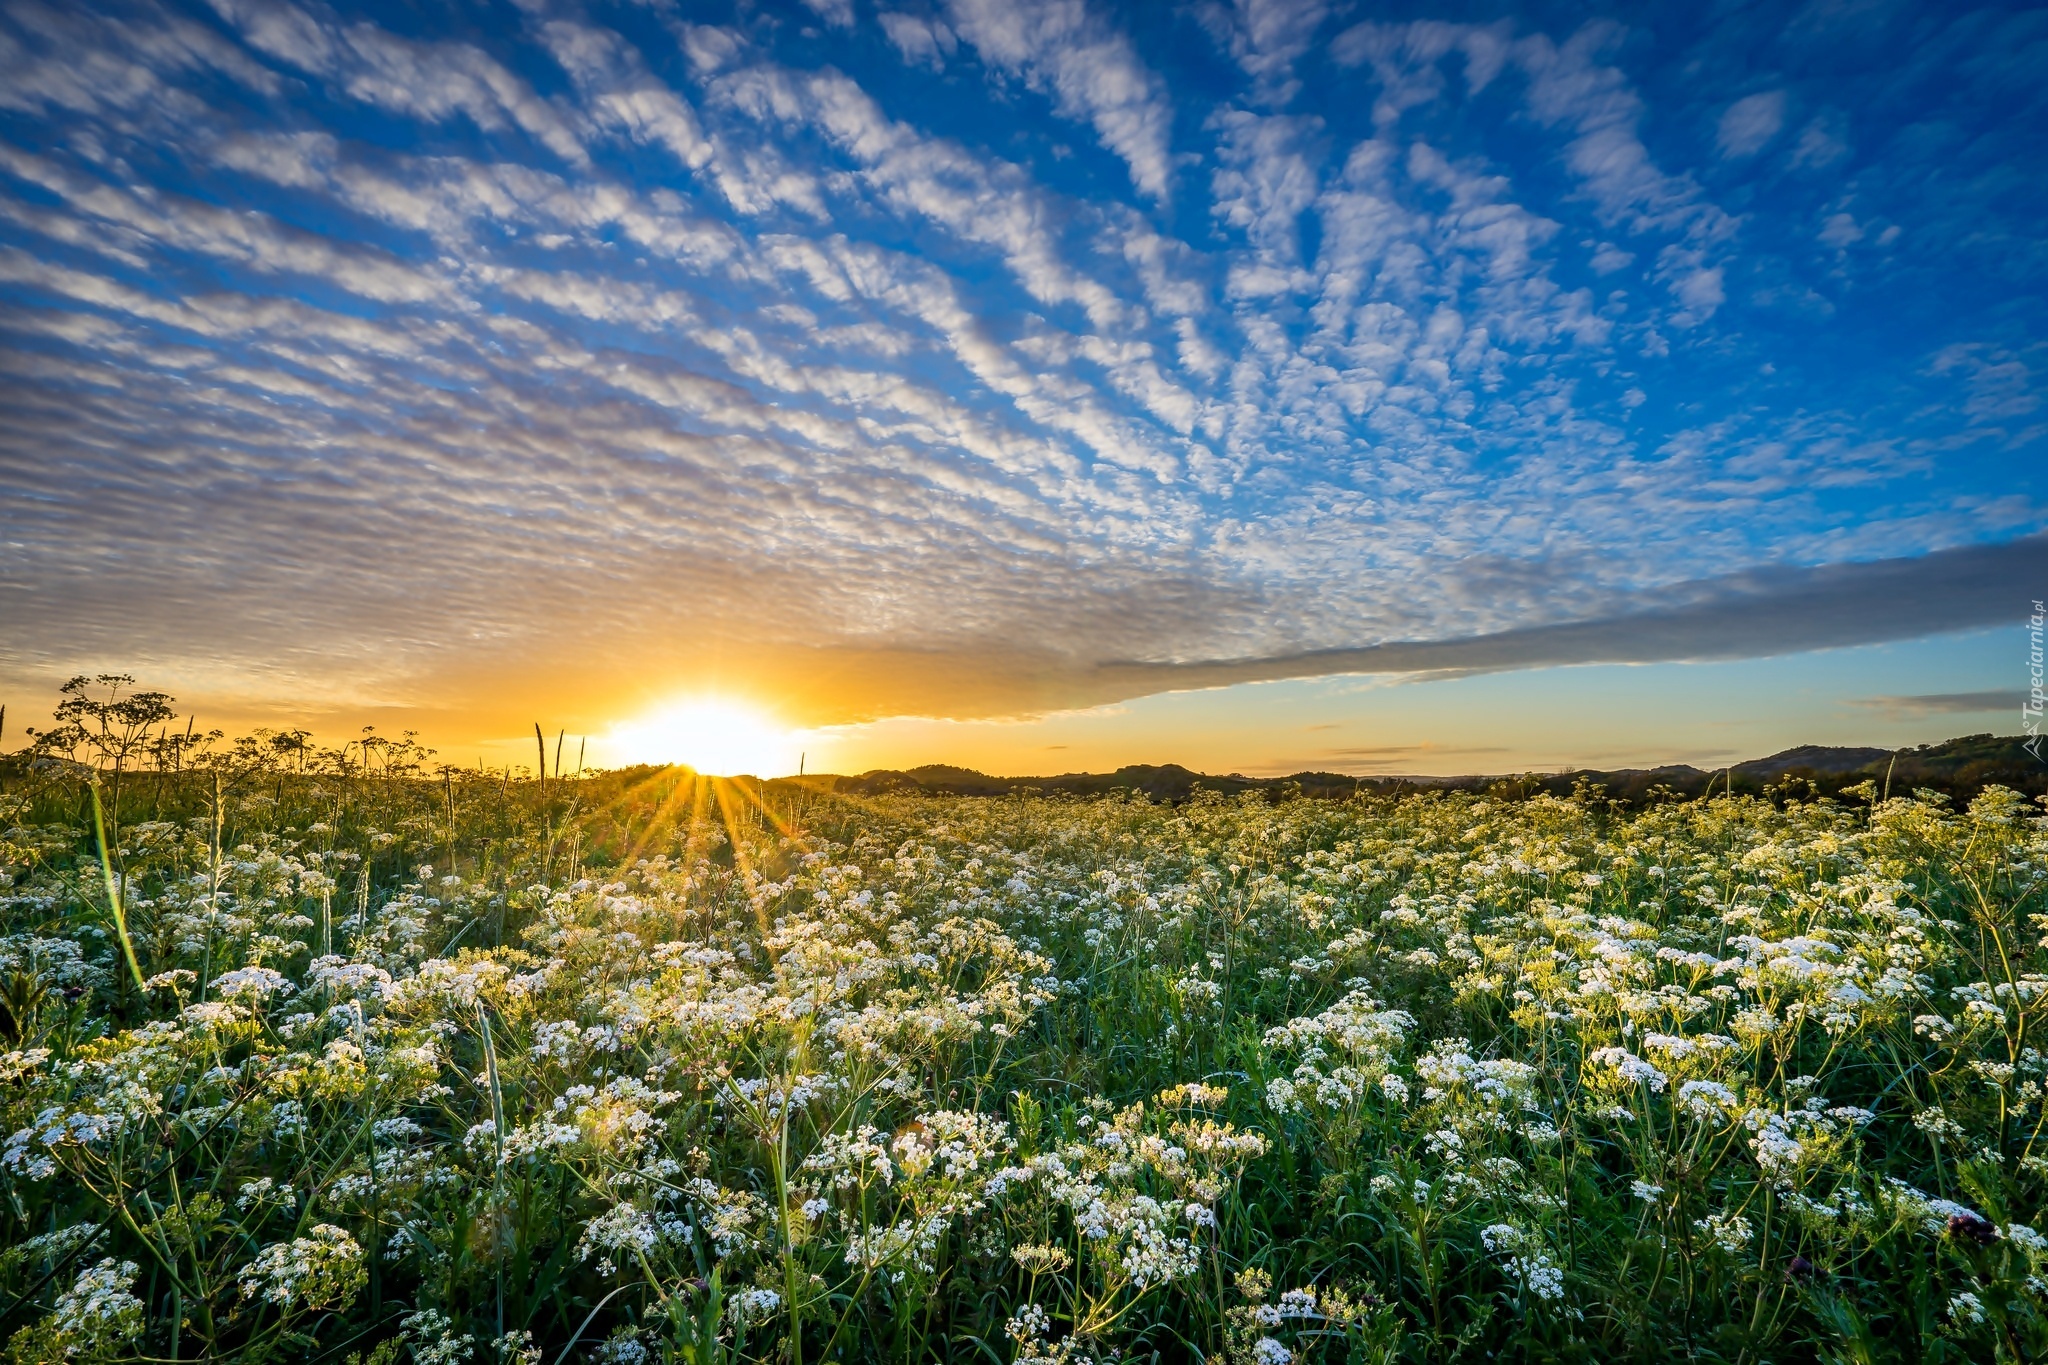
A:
3,679,2046,1363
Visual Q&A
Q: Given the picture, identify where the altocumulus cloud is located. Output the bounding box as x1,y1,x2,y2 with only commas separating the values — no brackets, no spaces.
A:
0,0,2042,728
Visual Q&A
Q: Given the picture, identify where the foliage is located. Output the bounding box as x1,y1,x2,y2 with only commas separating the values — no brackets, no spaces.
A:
3,683,2048,1362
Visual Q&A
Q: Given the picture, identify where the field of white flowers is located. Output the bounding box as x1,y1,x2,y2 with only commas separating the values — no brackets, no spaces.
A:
4,685,2047,1363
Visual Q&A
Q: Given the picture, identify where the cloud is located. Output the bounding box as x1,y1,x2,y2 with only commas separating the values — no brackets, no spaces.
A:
1818,211,1863,248
1330,20,1512,128
942,0,1176,200
1201,0,1330,104
1928,343,2043,425
1209,109,1322,262
0,0,279,119
879,12,957,71
1085,536,2048,698
1675,265,1724,312
0,0,2039,750
701,60,1193,472
205,0,588,167
1789,112,1849,169
1846,691,2025,719
538,20,712,172
1512,26,1739,272
798,0,856,28
1333,19,1740,324
1717,90,1786,159
1247,741,1512,777
0,145,462,305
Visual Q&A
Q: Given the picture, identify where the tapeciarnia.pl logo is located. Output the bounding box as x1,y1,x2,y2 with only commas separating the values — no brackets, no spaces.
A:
2027,599,2045,762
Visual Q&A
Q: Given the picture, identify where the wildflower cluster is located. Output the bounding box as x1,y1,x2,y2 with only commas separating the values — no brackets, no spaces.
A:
3,696,2047,1361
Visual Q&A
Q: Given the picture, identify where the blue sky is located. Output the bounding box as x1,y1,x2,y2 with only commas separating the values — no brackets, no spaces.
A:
0,0,2042,773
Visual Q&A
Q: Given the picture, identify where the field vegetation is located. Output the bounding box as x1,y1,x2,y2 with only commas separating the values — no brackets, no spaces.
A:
3,677,2047,1363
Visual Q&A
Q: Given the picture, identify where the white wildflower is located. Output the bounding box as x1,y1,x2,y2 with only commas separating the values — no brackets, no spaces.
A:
238,1225,366,1310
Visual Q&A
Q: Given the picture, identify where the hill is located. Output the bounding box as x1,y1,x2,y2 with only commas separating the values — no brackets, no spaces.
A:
805,733,2046,806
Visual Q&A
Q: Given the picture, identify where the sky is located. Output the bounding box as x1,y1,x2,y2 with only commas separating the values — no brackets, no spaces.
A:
0,0,2043,777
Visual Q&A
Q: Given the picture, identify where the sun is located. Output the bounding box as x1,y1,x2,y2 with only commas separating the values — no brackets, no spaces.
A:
606,698,801,776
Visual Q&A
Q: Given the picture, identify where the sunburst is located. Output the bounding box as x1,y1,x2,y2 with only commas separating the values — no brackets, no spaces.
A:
605,697,800,776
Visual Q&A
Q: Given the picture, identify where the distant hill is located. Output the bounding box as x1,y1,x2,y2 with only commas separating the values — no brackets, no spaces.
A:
800,734,2046,807
1736,745,1896,777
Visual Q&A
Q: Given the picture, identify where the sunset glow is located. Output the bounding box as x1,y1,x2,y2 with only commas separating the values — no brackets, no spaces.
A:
604,698,801,777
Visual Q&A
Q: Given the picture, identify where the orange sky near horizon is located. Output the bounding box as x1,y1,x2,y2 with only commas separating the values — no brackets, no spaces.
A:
14,623,2020,781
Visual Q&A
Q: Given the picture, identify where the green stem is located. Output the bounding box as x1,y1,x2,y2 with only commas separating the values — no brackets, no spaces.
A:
91,781,148,995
